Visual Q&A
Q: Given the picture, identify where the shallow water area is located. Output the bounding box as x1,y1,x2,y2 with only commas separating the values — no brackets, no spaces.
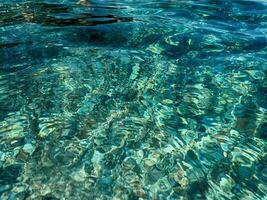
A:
0,0,267,199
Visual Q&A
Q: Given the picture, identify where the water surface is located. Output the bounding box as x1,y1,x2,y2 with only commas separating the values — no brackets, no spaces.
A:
0,0,267,199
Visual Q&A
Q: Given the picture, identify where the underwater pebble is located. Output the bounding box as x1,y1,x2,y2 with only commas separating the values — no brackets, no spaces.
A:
130,64,140,80
162,99,173,104
22,143,36,155
72,167,88,182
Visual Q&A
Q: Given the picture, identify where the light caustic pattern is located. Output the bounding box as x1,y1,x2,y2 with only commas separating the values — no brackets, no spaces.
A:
0,0,267,199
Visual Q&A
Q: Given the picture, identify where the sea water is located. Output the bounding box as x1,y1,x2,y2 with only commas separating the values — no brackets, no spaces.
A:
0,0,267,199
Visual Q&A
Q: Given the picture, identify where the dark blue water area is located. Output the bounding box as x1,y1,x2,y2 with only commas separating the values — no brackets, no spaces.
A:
0,0,267,199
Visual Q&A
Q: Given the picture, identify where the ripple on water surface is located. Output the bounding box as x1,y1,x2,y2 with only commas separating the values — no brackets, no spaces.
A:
0,0,267,199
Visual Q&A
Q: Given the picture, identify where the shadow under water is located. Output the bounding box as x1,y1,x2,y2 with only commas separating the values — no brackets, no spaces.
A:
0,0,267,199
0,2,133,26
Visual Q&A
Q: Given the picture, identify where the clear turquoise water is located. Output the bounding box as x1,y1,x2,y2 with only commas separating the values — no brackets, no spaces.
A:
0,0,267,199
